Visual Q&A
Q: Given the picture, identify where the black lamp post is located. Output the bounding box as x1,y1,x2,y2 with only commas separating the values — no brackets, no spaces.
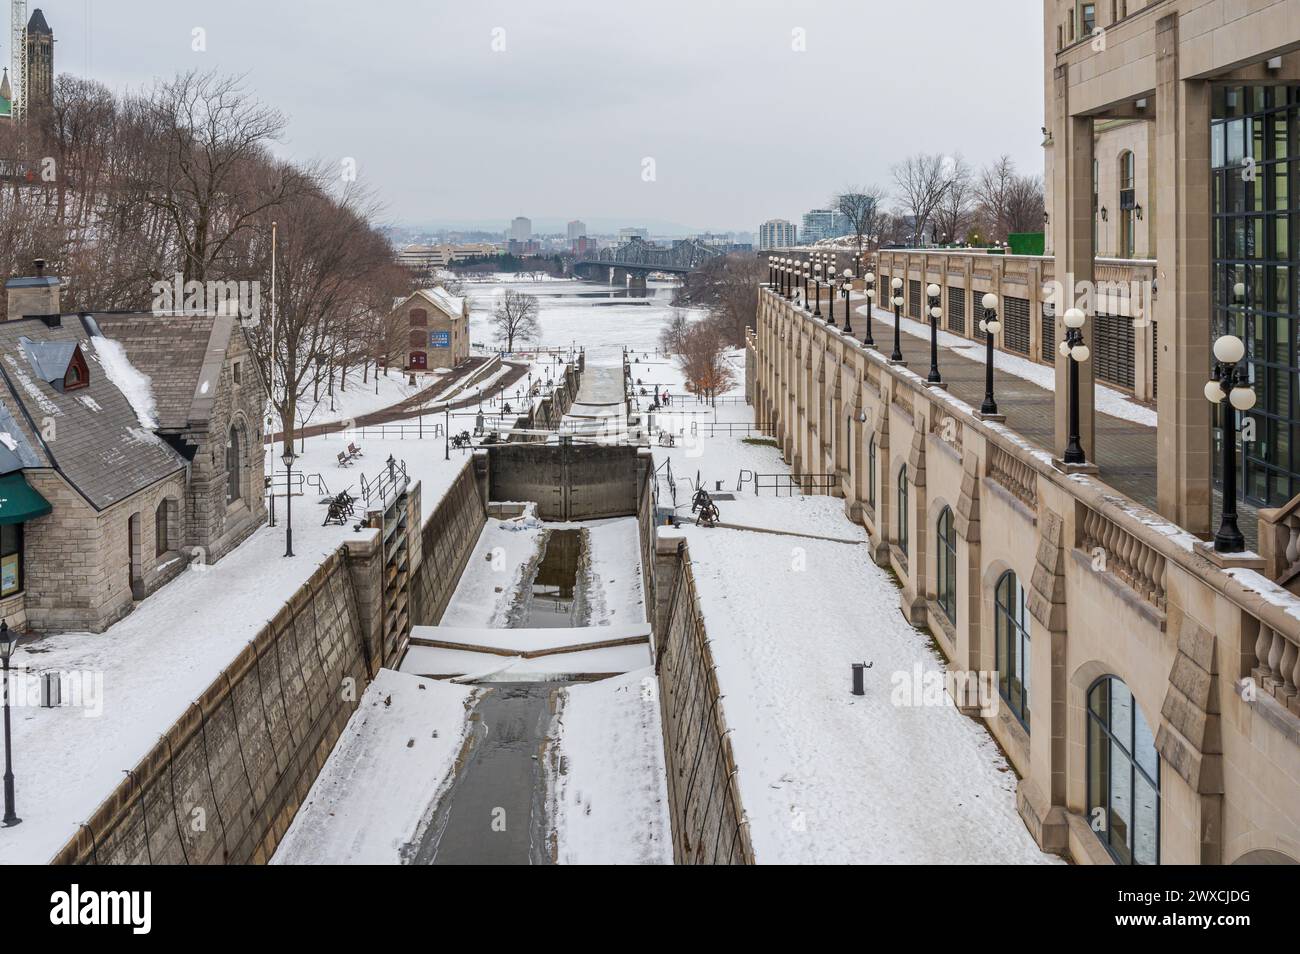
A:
979,293,1002,416
281,448,296,557
0,621,18,827
889,277,905,363
1060,308,1090,465
812,262,823,318
1207,287,1255,552
444,406,451,460
861,272,875,347
802,264,811,311
926,283,943,384
840,269,853,334
826,265,837,326
767,257,775,288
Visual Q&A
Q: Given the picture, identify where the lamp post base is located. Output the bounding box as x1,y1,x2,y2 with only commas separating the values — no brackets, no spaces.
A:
976,411,1006,423
925,380,949,391
1051,457,1099,476
888,358,907,367
1196,540,1264,569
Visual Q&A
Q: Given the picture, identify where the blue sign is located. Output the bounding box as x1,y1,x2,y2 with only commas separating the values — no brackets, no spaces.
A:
430,330,451,348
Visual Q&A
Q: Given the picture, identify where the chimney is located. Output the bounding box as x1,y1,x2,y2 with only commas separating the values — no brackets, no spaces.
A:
4,259,61,321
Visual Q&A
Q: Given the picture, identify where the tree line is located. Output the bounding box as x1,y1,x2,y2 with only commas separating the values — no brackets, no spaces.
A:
833,153,1045,261
0,70,422,452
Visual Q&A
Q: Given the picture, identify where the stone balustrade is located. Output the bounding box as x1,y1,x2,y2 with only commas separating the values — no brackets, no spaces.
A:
749,285,1300,865
872,248,1159,400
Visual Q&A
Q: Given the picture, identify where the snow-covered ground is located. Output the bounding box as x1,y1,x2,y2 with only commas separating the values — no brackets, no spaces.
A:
853,300,1157,427
549,668,673,865
673,523,1058,865
294,366,426,428
271,670,474,865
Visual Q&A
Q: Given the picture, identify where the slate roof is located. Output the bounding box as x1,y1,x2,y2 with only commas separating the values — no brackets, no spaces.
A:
0,316,187,510
88,313,234,431
27,9,52,36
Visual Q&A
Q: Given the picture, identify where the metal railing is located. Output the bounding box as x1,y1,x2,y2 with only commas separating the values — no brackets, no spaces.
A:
360,457,410,509
749,473,838,496
351,422,445,440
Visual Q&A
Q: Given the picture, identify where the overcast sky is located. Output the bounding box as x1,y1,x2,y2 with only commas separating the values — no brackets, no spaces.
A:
26,0,1045,234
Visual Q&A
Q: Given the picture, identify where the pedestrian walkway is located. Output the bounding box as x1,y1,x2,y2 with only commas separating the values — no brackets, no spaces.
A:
833,298,1257,549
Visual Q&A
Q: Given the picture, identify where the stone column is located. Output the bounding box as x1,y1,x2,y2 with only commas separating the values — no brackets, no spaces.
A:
1155,13,1213,535
1054,88,1097,463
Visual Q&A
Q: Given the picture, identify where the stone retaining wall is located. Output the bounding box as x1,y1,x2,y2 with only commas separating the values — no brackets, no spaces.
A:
409,457,488,627
50,550,369,864
654,535,754,865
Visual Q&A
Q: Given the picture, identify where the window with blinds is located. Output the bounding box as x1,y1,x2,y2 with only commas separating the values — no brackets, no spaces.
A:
1041,302,1056,362
1004,296,1031,355
1093,312,1136,389
947,287,966,335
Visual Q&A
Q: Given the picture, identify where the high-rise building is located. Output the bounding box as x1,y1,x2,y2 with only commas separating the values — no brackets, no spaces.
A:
23,8,54,111
758,219,797,250
800,209,850,244
566,220,587,241
510,217,532,242
618,227,648,244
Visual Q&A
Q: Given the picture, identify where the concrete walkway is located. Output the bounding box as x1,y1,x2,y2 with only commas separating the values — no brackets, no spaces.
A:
830,297,1256,548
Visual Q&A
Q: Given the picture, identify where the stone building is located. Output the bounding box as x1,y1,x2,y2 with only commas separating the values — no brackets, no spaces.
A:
0,264,266,633
751,284,1300,866
393,287,470,372
752,0,1300,867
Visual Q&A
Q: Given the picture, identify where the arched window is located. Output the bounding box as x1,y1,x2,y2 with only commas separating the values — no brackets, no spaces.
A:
936,507,957,624
226,425,242,504
155,499,170,556
410,307,428,327
995,571,1030,729
897,464,909,559
1088,676,1160,864
868,436,877,508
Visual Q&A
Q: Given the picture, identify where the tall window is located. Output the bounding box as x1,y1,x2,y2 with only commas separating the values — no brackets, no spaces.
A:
995,571,1031,730
1119,150,1137,258
868,435,877,508
226,425,242,504
155,500,169,556
936,507,957,624
897,465,909,561
1088,676,1160,865
1211,85,1300,506
1080,2,1097,35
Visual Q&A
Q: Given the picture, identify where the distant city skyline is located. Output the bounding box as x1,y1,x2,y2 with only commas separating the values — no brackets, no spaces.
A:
36,0,1044,231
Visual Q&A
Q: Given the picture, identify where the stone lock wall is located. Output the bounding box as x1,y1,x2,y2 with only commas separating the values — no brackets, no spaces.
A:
409,457,488,628
653,535,754,865
50,549,370,864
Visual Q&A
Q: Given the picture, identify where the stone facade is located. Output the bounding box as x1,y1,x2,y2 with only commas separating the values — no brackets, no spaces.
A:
394,288,469,372
753,288,1300,864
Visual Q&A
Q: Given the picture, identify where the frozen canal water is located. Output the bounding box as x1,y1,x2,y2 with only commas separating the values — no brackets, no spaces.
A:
274,513,672,865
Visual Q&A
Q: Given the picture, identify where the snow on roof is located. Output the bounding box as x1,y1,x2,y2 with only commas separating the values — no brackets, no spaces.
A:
416,286,466,318
88,336,159,429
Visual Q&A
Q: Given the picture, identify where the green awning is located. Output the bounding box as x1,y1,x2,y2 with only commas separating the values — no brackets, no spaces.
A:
0,472,52,525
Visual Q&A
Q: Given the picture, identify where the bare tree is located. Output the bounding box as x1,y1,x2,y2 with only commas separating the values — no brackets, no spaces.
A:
676,318,736,404
673,253,765,346
659,309,691,357
141,70,301,284
974,155,1017,243
491,289,540,352
834,186,887,262
1005,174,1046,236
932,156,974,246
891,153,954,247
